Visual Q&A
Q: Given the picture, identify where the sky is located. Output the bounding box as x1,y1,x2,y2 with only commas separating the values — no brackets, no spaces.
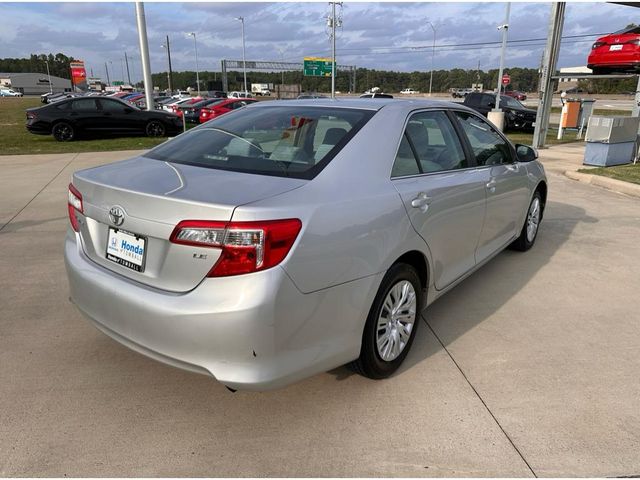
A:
0,1,637,83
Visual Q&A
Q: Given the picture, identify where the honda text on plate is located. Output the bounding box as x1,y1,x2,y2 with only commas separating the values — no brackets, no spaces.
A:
65,98,547,391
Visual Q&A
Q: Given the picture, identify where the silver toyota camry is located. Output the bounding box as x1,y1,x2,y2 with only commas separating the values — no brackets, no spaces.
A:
65,98,547,391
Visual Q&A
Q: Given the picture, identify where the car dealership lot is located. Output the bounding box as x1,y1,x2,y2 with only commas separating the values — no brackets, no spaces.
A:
1,148,640,476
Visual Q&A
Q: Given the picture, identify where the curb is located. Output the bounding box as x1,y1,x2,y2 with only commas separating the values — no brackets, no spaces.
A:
564,170,640,199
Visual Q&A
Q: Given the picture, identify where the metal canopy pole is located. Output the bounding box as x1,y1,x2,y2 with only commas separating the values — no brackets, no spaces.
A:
135,2,154,111
532,2,565,148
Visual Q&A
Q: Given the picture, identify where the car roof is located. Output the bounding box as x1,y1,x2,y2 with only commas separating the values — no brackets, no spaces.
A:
248,97,475,114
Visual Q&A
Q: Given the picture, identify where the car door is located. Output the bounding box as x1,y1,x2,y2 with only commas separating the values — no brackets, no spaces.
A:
67,98,102,131
453,111,531,263
98,98,138,132
391,110,487,290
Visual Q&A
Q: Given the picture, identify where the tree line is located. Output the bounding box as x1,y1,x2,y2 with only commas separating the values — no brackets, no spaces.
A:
0,53,77,80
1,53,635,95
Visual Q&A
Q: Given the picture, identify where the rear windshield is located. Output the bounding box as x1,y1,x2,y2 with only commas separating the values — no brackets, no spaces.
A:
613,26,640,35
144,105,375,179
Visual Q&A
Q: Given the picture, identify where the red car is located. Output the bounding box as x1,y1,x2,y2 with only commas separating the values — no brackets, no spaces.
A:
199,98,257,123
505,90,527,101
588,25,640,74
169,97,203,118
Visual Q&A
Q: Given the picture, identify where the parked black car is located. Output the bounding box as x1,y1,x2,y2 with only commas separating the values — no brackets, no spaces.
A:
463,92,536,130
26,97,182,141
181,98,225,124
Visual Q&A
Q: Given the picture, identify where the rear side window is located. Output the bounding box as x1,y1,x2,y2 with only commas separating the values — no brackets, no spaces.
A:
391,111,467,177
144,106,374,179
454,112,513,166
70,99,99,112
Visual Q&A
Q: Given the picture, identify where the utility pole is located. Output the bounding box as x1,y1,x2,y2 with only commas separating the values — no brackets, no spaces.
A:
328,2,342,99
427,21,436,96
488,2,510,131
161,36,174,93
135,2,154,111
124,51,131,85
104,61,111,86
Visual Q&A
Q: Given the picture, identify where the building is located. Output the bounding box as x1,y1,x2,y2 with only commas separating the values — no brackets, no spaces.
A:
557,66,593,91
0,72,73,95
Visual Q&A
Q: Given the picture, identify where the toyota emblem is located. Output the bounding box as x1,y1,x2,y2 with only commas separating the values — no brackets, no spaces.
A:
108,206,125,226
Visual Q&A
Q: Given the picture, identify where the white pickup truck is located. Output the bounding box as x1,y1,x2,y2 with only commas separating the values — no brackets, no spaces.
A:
400,88,420,95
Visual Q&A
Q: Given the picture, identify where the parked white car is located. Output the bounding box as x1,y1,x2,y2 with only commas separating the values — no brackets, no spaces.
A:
0,88,23,97
400,88,419,95
228,91,254,99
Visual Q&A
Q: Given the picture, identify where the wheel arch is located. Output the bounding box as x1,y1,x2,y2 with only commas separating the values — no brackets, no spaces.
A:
392,250,429,292
535,180,547,219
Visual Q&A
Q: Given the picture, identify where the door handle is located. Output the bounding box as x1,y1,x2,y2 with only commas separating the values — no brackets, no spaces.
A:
505,164,519,172
411,192,431,212
486,179,497,193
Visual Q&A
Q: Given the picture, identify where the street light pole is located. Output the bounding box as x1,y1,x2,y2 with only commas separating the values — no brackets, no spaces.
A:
235,17,247,94
495,2,511,110
135,1,154,111
487,2,511,131
188,32,200,96
427,21,436,97
44,60,53,93
105,61,111,86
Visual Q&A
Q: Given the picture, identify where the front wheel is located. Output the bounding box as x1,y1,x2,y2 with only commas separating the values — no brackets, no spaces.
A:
510,190,543,251
349,263,423,379
145,120,166,137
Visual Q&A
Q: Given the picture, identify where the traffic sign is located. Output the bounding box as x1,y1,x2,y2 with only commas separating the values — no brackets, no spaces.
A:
502,73,511,85
303,57,334,77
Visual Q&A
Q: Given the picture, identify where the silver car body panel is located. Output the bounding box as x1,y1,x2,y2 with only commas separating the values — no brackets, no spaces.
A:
65,98,547,389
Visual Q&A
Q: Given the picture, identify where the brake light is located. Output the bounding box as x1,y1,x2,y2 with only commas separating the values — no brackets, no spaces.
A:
67,183,83,232
625,39,640,46
170,219,302,277
592,41,606,49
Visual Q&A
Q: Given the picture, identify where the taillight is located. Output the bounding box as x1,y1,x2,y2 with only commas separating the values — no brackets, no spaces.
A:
625,39,640,46
170,219,302,277
592,41,606,49
67,183,83,232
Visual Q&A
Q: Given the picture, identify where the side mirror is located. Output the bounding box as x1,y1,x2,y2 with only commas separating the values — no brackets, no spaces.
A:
488,102,495,109
516,144,538,162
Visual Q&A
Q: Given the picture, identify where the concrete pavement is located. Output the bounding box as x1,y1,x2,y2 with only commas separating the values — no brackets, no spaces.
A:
1,147,639,476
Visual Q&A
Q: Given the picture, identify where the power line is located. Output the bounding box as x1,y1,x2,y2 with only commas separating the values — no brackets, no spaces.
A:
284,32,608,61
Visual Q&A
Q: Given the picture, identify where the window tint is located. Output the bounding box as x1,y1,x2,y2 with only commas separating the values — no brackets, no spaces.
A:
391,133,420,177
480,95,494,108
71,99,99,112
455,112,512,166
403,111,467,173
144,106,374,179
99,99,127,113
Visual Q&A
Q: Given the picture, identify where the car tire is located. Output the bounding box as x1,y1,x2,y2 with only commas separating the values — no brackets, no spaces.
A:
52,122,75,142
509,190,543,251
146,120,166,137
349,263,423,379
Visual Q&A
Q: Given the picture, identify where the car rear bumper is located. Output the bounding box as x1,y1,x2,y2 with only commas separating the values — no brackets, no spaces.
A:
64,230,378,390
26,123,51,135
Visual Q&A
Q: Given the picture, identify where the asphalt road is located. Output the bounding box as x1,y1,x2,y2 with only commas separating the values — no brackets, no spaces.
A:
1,148,639,476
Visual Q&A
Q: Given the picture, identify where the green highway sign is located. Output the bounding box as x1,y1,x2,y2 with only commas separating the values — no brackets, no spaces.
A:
303,57,334,77
112,81,124,86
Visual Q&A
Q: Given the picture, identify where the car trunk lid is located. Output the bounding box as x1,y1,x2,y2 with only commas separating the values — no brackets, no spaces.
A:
72,155,306,292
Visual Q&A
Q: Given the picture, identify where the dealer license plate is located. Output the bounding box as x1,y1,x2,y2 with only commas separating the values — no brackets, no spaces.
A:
610,44,623,51
106,227,147,272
